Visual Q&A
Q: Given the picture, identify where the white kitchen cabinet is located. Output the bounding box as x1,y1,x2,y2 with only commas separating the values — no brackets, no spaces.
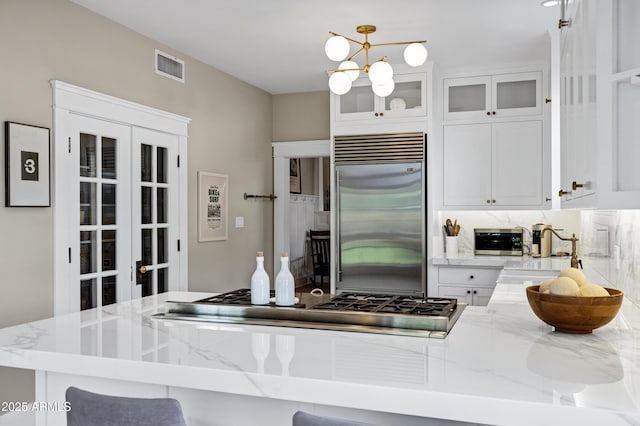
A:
334,72,427,123
559,0,598,206
444,72,542,121
559,0,640,209
437,266,500,306
443,121,545,208
595,0,640,208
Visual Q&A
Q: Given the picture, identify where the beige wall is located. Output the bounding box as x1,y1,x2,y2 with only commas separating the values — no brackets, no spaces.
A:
272,92,330,142
0,0,272,403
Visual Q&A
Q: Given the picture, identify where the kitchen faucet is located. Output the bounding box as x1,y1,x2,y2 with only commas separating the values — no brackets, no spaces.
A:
541,228,581,269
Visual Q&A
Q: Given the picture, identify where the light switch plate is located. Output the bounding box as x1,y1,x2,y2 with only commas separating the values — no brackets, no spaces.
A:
235,216,245,228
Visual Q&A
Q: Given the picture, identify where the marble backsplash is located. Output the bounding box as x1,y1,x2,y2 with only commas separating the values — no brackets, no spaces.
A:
434,210,582,257
581,210,640,305
433,209,640,306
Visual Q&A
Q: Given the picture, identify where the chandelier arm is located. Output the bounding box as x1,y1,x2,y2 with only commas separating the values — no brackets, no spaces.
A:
329,31,365,47
347,47,366,61
327,67,366,74
370,40,427,47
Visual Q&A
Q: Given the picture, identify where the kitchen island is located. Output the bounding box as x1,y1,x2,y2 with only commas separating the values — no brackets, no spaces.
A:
1,280,640,425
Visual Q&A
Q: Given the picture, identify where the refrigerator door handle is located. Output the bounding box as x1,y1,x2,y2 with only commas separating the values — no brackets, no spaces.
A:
336,169,342,282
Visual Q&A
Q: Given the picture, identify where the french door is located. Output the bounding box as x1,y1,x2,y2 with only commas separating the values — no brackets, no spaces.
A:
66,116,180,311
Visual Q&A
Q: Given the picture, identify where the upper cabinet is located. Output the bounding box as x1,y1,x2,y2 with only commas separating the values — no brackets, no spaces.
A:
335,73,427,122
559,0,640,209
597,0,640,208
330,63,432,135
444,72,543,121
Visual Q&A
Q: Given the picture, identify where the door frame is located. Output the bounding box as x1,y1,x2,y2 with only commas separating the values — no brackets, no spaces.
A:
52,80,191,315
272,140,330,286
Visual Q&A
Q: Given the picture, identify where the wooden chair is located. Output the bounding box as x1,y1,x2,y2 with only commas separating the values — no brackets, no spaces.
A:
309,230,330,288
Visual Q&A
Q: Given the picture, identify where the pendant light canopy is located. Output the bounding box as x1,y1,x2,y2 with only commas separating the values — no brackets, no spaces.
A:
325,25,428,96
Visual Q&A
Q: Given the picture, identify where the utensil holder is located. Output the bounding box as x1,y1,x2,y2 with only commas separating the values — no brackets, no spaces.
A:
446,236,459,259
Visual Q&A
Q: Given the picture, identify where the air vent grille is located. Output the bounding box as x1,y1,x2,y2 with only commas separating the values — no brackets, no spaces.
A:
334,132,424,164
155,49,184,82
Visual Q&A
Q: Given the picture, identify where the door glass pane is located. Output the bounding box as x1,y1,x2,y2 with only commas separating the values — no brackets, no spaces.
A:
157,188,167,223
80,231,96,274
158,268,168,294
102,137,117,179
449,84,486,112
157,228,167,264
385,81,422,110
496,80,536,109
80,133,97,177
80,182,96,225
141,187,152,224
616,0,640,73
102,230,116,271
340,85,375,114
616,81,640,191
141,144,153,182
102,276,116,306
141,270,153,297
157,147,167,183
142,229,153,265
81,279,96,311
102,184,116,225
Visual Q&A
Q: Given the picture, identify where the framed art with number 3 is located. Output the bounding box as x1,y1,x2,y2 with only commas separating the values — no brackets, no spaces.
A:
4,121,51,207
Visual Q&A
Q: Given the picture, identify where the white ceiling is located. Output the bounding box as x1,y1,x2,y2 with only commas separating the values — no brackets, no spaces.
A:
70,0,559,95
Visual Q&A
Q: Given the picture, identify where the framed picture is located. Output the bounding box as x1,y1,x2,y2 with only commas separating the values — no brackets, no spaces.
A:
4,121,51,207
289,158,301,194
198,171,228,242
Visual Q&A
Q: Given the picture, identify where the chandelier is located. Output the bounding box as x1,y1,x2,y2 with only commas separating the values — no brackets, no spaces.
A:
325,25,428,96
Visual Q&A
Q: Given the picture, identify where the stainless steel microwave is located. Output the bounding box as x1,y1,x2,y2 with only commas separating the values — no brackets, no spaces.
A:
474,228,524,256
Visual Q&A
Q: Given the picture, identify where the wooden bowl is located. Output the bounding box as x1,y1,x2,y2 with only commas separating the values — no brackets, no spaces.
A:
526,285,623,334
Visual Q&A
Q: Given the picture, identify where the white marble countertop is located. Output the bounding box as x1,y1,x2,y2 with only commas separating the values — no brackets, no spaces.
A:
1,284,640,425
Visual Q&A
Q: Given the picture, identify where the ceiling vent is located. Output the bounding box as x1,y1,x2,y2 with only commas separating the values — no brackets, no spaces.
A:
155,49,184,82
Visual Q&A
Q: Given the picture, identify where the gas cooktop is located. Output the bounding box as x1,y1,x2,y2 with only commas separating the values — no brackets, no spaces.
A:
153,289,466,338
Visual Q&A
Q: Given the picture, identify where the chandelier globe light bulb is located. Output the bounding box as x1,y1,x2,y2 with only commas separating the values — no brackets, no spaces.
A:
368,61,393,85
338,60,360,81
404,43,428,67
372,79,395,97
328,72,352,95
325,35,350,62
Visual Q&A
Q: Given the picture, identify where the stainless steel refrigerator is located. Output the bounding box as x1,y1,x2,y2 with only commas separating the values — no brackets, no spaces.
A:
335,160,425,295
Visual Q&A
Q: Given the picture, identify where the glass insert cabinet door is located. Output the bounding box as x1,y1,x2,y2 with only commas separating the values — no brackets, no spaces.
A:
75,116,132,311
71,116,180,311
131,127,179,299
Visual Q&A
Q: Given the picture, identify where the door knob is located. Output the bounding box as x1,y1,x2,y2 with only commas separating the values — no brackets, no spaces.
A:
136,260,147,285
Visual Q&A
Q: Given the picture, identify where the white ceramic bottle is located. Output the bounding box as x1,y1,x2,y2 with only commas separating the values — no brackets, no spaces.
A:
251,251,270,305
275,252,295,306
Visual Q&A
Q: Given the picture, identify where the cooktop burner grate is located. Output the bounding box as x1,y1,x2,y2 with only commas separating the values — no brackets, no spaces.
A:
311,292,457,317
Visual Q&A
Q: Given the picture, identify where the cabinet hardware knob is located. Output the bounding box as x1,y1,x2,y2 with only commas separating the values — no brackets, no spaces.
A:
558,189,571,197
379,112,384,117
486,111,491,116
486,199,491,204
374,113,379,117
571,181,585,190
545,197,552,202
492,111,496,115
492,199,496,203
466,290,471,294
473,290,478,294
139,265,147,274
545,98,552,104
470,275,474,279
